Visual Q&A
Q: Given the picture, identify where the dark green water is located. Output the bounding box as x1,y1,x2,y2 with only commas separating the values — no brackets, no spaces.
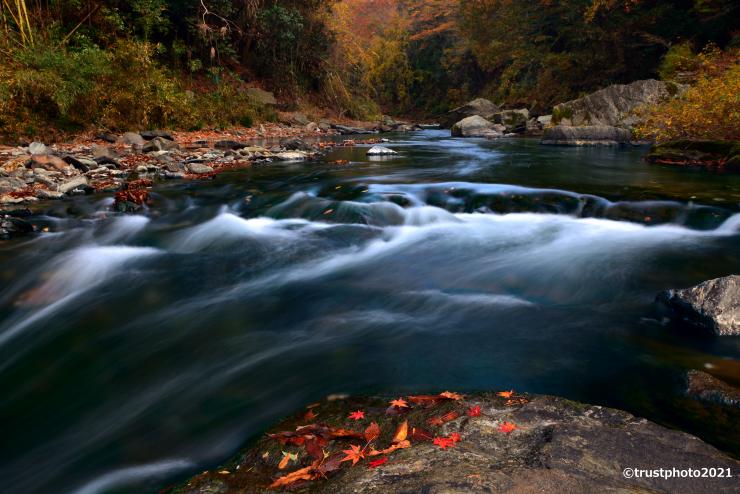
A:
1,131,739,493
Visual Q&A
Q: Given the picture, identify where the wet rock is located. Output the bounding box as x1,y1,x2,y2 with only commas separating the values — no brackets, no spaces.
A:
215,140,248,150
171,393,740,494
186,163,214,174
552,79,684,128
0,215,34,239
57,177,88,195
443,98,501,128
541,125,632,145
318,121,332,132
687,370,740,408
366,146,397,156
140,130,175,141
305,122,319,132
122,132,145,146
143,137,180,153
645,140,740,170
451,115,502,138
657,275,739,335
281,138,314,152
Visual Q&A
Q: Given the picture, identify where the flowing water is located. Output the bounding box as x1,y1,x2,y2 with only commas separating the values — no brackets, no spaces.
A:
1,130,740,493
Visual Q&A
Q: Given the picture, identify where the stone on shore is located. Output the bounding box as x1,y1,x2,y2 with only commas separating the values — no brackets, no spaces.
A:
122,132,145,146
541,125,632,145
552,79,684,128
657,275,739,335
170,393,740,494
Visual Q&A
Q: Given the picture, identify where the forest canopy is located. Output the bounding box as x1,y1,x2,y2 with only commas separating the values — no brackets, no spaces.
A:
0,0,738,136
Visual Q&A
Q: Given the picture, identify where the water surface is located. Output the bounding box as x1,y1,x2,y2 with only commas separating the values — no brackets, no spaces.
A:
1,131,739,494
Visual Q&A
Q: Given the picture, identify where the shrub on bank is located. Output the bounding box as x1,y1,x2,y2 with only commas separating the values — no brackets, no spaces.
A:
0,39,267,141
635,49,740,143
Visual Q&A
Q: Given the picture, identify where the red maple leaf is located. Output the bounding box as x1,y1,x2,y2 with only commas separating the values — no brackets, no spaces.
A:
433,436,456,450
499,422,517,434
389,398,409,409
466,406,482,417
348,410,365,421
340,444,365,465
364,421,381,442
450,432,462,443
368,457,388,468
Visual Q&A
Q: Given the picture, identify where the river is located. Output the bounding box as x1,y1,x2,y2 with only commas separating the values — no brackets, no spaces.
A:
1,130,739,493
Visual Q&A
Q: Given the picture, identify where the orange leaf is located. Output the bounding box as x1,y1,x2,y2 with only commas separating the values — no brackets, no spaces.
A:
389,398,409,409
499,422,517,434
368,440,411,456
340,444,365,466
439,391,464,401
433,436,455,449
392,420,408,443
497,390,514,399
269,462,319,489
450,432,461,443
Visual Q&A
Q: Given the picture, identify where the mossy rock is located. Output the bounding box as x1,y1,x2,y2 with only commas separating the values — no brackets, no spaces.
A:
646,140,740,170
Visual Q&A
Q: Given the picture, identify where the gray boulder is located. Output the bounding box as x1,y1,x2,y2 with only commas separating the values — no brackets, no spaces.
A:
541,125,632,145
657,275,739,336
57,176,88,194
552,79,684,128
493,109,530,133
185,163,214,174
451,115,502,138
122,132,145,146
444,98,500,128
28,142,49,156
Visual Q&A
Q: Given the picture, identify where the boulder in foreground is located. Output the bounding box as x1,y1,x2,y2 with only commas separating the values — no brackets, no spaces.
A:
169,393,739,494
541,125,632,145
657,275,739,335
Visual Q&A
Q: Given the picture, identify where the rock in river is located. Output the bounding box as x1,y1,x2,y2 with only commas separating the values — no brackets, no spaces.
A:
541,125,632,146
686,370,740,408
443,97,500,128
169,393,740,494
657,275,739,336
366,146,397,156
451,115,502,138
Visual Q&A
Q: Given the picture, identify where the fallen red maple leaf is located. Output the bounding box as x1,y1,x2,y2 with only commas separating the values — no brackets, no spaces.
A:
368,440,411,456
466,406,482,417
389,398,409,409
368,457,388,468
439,391,464,401
348,410,365,421
304,409,318,421
269,460,320,489
450,432,462,443
433,436,456,450
499,421,517,434
340,444,365,466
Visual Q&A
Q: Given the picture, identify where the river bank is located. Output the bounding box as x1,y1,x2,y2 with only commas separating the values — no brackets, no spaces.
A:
168,392,739,494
